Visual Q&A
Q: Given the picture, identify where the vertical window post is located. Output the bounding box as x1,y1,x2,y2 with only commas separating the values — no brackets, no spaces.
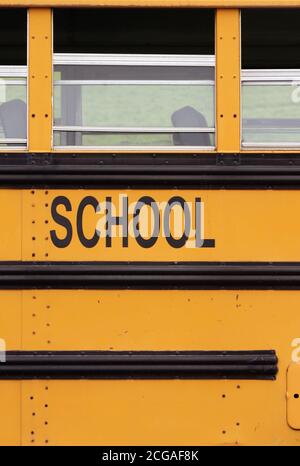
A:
28,8,52,152
216,9,240,152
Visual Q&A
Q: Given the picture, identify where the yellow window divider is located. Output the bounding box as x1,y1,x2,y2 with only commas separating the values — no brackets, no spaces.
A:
28,8,52,152
216,9,240,153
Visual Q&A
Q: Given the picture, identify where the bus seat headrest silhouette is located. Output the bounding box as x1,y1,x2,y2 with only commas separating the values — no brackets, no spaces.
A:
0,99,27,139
171,105,211,146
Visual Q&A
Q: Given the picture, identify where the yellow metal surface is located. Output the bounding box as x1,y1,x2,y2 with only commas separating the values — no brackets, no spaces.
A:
21,189,300,262
0,289,299,444
28,8,52,152
216,9,240,152
0,191,21,260
3,188,300,262
287,364,300,430
2,1,300,8
0,292,22,446
0,382,21,446
0,292,22,348
19,379,290,446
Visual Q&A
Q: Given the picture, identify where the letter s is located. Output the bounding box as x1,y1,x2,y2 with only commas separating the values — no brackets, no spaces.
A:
50,196,73,248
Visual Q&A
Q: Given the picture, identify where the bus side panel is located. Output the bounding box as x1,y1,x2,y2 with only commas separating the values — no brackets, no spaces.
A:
0,381,21,446
0,191,21,260
0,289,296,445
21,189,300,262
0,292,22,446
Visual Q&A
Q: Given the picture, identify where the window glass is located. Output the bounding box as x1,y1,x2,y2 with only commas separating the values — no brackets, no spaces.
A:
0,9,27,149
242,10,300,149
54,9,215,150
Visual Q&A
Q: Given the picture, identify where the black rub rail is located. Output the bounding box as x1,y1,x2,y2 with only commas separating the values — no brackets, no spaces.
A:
1,153,300,188
0,351,278,380
1,262,300,289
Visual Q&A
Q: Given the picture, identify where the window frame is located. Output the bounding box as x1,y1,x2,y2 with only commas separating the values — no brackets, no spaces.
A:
0,11,28,152
241,69,300,150
52,53,216,151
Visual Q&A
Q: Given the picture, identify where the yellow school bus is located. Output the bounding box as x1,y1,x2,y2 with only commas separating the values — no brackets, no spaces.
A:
2,0,300,446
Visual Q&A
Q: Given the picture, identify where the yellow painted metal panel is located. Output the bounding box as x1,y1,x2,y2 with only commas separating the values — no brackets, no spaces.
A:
0,191,21,260
11,289,300,445
28,8,52,152
216,9,240,152
0,292,22,349
21,380,51,446
20,289,300,353
7,188,300,262
0,289,300,444
20,189,300,262
1,1,300,8
20,379,293,446
0,382,21,446
287,364,300,430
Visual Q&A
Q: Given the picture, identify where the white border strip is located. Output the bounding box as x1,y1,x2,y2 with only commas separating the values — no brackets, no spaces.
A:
242,142,300,148
242,69,300,82
54,145,216,151
54,126,215,133
0,66,27,78
53,53,216,67
54,80,214,86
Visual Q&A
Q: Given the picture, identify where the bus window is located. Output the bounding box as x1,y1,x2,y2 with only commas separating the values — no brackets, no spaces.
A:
242,9,300,149
0,9,27,150
53,8,215,150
